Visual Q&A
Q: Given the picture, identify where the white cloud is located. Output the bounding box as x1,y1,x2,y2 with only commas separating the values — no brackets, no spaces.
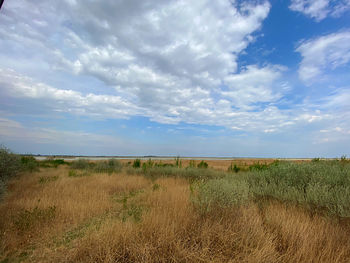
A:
296,31,350,83
1,0,348,141
1,0,302,132
0,67,294,132
223,65,287,110
289,0,350,21
0,68,139,119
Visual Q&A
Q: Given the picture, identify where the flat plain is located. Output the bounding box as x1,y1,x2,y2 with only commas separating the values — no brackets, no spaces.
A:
1,156,350,262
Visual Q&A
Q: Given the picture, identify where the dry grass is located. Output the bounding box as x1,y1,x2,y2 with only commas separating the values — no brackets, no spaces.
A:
1,165,350,262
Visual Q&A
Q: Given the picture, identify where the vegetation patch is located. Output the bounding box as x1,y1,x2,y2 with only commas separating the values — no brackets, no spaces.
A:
39,158,67,168
13,206,56,233
197,161,350,217
39,176,59,184
68,170,91,178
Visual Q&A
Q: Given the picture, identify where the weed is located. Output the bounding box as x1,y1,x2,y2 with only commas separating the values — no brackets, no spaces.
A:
68,170,91,177
94,159,122,174
175,156,182,168
152,183,160,191
0,146,21,180
132,159,141,168
248,162,268,171
20,156,39,172
70,159,91,170
197,160,208,169
13,206,56,232
228,162,240,173
188,160,196,168
39,158,67,168
39,176,58,184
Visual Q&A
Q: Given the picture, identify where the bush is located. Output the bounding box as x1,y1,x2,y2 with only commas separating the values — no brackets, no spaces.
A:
94,159,122,174
132,159,141,168
248,162,268,171
195,177,251,213
70,159,91,170
197,161,208,169
130,166,224,181
196,161,350,217
0,146,21,181
228,163,240,173
188,160,196,168
39,158,67,168
21,156,39,172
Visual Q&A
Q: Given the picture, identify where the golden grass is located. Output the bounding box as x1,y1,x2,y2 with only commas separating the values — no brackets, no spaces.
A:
1,165,350,262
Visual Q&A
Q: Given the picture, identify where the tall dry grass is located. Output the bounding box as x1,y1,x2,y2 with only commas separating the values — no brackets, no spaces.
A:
1,165,350,262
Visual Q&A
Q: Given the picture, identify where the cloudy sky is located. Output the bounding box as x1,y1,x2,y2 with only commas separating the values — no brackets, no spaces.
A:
0,0,350,157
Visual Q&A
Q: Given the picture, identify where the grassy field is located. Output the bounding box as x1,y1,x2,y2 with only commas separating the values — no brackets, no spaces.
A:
1,150,350,262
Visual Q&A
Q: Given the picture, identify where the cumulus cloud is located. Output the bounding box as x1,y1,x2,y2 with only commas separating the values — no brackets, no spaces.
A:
296,31,350,83
1,0,301,132
289,0,350,21
0,67,293,131
1,0,347,139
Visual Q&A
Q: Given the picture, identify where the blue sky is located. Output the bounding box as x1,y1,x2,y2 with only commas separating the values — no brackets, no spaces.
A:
0,0,350,157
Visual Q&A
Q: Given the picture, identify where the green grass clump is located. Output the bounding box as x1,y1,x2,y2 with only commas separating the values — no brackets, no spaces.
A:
130,166,225,181
197,160,208,169
228,162,240,173
20,156,39,172
188,160,196,168
175,156,182,168
39,176,59,184
132,159,141,168
93,159,122,174
194,178,251,213
70,159,91,170
68,170,91,178
196,161,350,217
39,158,67,168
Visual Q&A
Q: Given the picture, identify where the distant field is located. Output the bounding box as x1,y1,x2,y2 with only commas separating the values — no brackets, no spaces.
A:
1,151,350,262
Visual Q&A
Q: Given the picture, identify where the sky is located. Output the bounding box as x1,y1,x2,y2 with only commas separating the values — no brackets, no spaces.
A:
0,0,350,157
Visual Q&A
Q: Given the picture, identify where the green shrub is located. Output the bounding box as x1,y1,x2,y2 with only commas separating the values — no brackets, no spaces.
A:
21,156,39,172
68,170,91,177
94,159,122,174
0,146,21,181
196,161,350,217
188,160,196,168
228,163,240,173
175,156,182,168
248,162,268,171
132,159,141,168
195,177,251,213
0,146,21,197
139,166,224,181
39,158,67,168
197,160,208,169
154,162,174,168
70,159,91,170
